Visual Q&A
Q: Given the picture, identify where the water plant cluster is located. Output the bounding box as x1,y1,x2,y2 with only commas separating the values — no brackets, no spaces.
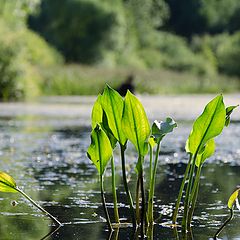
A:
0,85,239,239
86,85,238,238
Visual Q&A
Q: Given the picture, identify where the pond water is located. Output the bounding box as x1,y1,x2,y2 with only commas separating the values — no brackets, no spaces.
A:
0,97,239,240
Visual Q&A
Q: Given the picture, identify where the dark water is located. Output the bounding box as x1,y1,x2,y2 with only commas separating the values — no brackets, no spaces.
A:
0,115,240,240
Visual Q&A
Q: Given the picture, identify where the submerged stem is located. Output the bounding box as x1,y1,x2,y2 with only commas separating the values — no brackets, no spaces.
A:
100,174,113,231
111,156,120,223
214,208,234,239
120,144,136,228
182,154,197,232
16,187,62,226
147,140,161,225
172,154,192,224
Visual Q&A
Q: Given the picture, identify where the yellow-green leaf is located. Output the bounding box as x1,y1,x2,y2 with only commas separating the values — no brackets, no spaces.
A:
0,172,18,193
91,95,103,129
187,95,225,155
87,124,113,175
122,91,150,157
101,85,127,145
196,139,215,167
228,188,240,209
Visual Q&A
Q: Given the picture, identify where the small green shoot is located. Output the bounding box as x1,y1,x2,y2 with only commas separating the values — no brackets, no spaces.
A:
0,171,62,226
87,124,113,230
214,188,240,239
147,118,177,225
122,90,151,230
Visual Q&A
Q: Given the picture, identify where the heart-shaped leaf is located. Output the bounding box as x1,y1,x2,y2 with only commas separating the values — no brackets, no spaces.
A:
228,188,240,209
0,172,18,193
87,124,113,175
225,105,238,127
187,95,226,155
151,117,177,142
196,139,215,167
101,85,127,145
122,91,150,157
91,95,103,129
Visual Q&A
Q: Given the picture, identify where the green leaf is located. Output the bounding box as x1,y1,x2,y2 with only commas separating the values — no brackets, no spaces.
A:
101,85,127,145
196,139,215,167
122,91,150,157
148,136,156,148
0,172,18,193
187,95,226,155
225,105,238,127
151,117,177,142
228,188,240,209
87,124,113,175
91,95,103,129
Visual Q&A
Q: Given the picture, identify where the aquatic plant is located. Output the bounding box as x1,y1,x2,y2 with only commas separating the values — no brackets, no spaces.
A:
172,95,237,232
0,171,62,226
214,188,240,239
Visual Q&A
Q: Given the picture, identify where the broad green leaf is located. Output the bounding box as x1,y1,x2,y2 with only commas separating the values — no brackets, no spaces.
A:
196,139,215,167
91,95,103,129
151,117,177,142
0,172,18,193
122,91,150,157
228,188,240,209
225,105,238,127
101,85,127,145
87,124,113,175
187,95,226,155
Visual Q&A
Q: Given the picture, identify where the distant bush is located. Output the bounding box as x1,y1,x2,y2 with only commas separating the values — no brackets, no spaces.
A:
192,32,240,77
0,20,62,100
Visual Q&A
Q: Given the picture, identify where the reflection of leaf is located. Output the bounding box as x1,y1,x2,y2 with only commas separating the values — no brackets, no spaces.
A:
187,95,225,155
122,91,150,157
87,124,112,175
151,117,177,142
196,139,215,167
0,172,18,193
228,188,240,209
225,105,238,127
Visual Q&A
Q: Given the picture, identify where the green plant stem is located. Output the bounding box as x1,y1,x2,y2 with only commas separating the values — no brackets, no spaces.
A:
147,140,161,225
120,144,136,228
16,187,62,226
214,208,234,239
136,176,140,225
187,166,202,229
182,153,197,232
111,156,120,223
172,153,192,224
149,145,153,187
100,174,113,231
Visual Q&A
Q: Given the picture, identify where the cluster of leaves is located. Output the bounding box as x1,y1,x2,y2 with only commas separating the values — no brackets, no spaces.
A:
87,85,176,233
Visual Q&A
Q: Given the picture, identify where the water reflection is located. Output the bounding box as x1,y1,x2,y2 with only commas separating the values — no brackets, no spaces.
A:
0,115,239,239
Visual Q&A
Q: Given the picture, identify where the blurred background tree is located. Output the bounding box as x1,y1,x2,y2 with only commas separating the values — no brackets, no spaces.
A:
0,0,240,100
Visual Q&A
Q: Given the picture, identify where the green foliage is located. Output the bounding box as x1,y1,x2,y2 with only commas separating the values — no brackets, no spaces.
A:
187,95,225,155
0,172,18,193
228,189,240,209
87,124,113,175
122,91,150,158
101,85,127,145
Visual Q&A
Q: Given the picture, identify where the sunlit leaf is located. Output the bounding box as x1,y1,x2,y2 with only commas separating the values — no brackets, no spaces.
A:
87,124,113,175
122,91,150,157
196,139,215,167
187,95,226,155
0,172,18,193
101,85,127,145
151,117,177,142
91,95,103,129
228,188,240,209
148,136,156,148
225,105,238,127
